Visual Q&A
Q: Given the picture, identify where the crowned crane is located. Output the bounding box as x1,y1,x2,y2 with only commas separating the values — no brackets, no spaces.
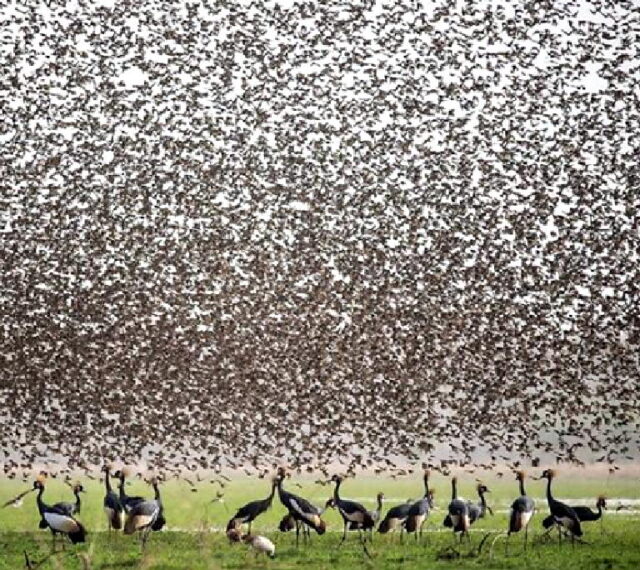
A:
330,492,383,539
123,477,165,548
114,469,145,513
331,474,375,544
507,471,536,552
52,483,85,516
443,477,471,542
539,469,582,545
33,477,86,548
405,470,434,541
276,468,326,545
102,465,124,531
378,500,413,540
543,496,606,534
468,483,492,524
226,477,277,534
242,533,276,558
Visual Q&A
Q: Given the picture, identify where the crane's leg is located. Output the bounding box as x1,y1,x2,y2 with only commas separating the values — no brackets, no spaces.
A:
420,520,429,545
340,522,348,545
524,526,528,551
295,520,300,547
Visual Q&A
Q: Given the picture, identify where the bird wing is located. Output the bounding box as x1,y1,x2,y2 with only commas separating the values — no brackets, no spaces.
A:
289,497,324,528
386,503,412,519
2,488,33,508
448,499,468,516
407,498,429,516
50,502,75,516
44,512,81,533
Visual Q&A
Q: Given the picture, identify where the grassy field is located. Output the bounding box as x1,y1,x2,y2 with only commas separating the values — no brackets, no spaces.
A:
1,471,639,569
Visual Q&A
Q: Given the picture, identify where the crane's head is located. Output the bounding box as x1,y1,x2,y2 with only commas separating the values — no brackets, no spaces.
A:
423,469,431,481
73,483,85,494
330,474,344,484
33,473,47,490
113,466,132,481
428,489,436,509
539,469,556,480
477,483,490,495
325,498,336,509
515,470,526,481
597,495,607,509
376,492,385,502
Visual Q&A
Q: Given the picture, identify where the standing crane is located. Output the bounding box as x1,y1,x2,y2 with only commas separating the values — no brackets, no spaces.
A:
123,477,165,549
226,477,277,534
331,474,375,544
443,476,471,542
507,471,535,552
276,468,326,545
405,470,435,541
102,465,124,531
33,476,86,548
539,469,582,545
543,495,606,535
468,483,492,524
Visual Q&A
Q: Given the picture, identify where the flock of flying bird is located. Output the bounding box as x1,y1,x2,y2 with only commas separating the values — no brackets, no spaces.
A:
2,0,639,477
6,465,614,560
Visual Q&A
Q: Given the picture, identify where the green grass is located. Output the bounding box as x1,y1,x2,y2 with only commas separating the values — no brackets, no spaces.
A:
1,472,639,569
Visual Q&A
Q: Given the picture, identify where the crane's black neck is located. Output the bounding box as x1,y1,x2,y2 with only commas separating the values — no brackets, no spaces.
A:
118,474,127,501
104,471,112,493
519,478,526,497
376,494,383,512
333,479,342,502
152,481,161,502
36,486,46,515
478,488,487,514
545,477,555,505
423,475,430,499
451,479,457,501
74,489,82,511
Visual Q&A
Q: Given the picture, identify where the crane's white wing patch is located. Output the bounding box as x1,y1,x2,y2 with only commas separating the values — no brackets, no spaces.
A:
44,513,79,533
